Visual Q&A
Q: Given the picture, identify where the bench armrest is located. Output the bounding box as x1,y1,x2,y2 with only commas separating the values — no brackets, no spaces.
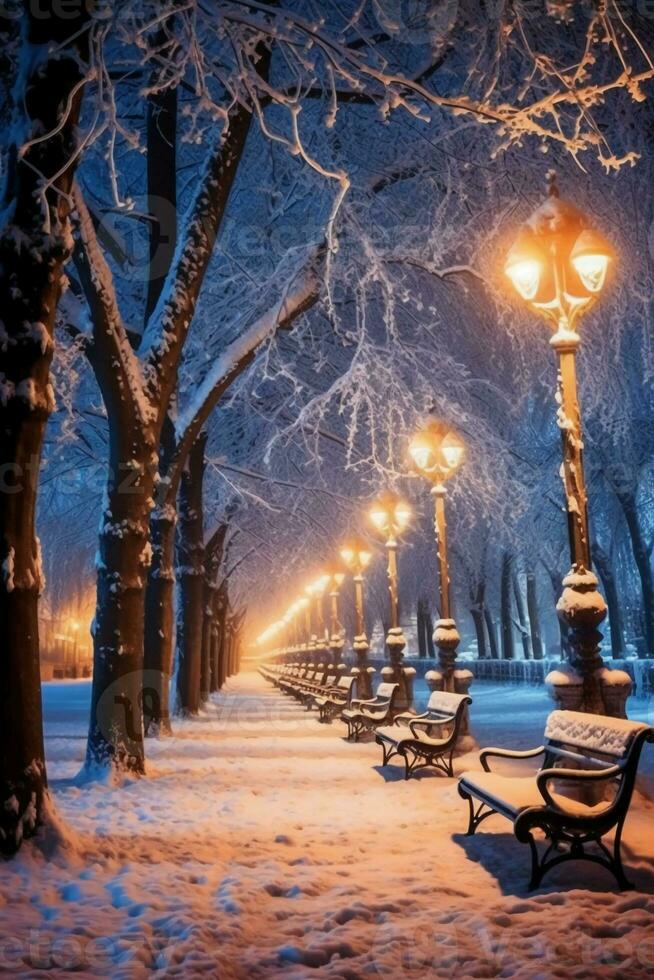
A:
350,697,376,710
394,711,426,726
360,702,390,718
536,764,622,809
480,746,546,773
408,714,454,737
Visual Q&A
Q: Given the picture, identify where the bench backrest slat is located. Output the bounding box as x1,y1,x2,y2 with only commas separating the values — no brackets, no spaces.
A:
425,691,471,715
544,710,650,761
546,743,622,771
375,682,398,700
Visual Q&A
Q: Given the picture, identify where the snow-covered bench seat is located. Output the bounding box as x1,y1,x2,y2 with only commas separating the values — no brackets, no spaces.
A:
375,690,472,780
458,709,654,890
313,675,355,722
342,683,399,741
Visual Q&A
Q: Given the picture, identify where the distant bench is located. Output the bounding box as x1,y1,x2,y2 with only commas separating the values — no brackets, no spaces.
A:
342,683,398,741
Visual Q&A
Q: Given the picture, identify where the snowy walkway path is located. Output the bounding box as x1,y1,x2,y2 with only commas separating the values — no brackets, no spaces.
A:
3,673,654,977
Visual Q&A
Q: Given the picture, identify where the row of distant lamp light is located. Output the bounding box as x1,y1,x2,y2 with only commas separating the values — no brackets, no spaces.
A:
255,421,465,659
257,177,620,714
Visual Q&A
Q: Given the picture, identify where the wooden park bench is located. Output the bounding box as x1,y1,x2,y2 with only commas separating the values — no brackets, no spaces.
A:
375,690,472,780
458,709,654,890
342,682,399,741
313,675,355,722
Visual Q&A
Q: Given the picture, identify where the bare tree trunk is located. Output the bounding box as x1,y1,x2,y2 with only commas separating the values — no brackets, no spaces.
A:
214,587,228,689
513,567,532,660
484,607,500,660
74,207,157,774
210,611,221,693
145,84,177,324
615,490,654,657
593,541,627,660
86,423,156,773
470,579,487,660
203,524,227,696
545,564,568,659
200,590,214,701
175,433,207,715
220,608,231,689
425,607,435,659
143,510,176,735
0,5,89,850
416,599,427,658
143,415,177,735
501,551,515,661
526,572,544,660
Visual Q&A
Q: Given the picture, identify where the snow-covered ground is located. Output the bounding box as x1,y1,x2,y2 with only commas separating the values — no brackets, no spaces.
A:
2,674,654,978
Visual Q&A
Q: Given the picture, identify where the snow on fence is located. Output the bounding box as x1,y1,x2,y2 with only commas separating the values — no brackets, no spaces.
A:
352,657,654,695
273,652,654,696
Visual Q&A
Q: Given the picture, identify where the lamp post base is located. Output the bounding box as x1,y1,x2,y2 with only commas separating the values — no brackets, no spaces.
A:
383,628,415,712
427,618,476,750
551,568,632,717
312,641,329,667
351,637,374,699
329,639,344,675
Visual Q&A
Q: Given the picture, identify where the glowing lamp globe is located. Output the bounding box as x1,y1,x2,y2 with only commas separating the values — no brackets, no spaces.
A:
410,420,465,483
569,229,613,295
408,430,437,475
369,506,389,533
504,182,615,327
368,492,412,538
440,431,465,473
340,538,373,572
505,259,542,301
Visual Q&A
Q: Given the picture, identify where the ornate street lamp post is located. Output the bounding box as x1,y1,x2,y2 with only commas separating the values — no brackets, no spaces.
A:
298,594,311,653
408,420,473,707
368,491,415,710
284,600,302,658
325,567,346,669
340,538,374,698
504,174,631,716
306,574,330,665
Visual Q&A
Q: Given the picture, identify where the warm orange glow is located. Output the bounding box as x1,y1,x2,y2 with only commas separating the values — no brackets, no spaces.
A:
395,501,412,532
340,538,373,571
505,257,542,301
569,228,613,296
572,253,609,294
306,573,329,597
410,421,465,483
368,506,388,532
368,492,412,538
504,192,615,328
440,431,465,473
